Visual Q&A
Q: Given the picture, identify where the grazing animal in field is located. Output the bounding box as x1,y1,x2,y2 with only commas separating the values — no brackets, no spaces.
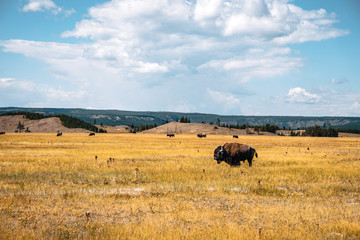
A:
214,142,258,167
167,133,175,137
89,133,95,136
0,132,5,135
56,132,62,136
197,134,206,138
233,135,238,138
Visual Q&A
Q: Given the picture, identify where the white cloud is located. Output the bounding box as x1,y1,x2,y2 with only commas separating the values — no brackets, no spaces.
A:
23,0,60,13
273,5,349,44
0,78,16,87
0,76,89,107
0,77,35,90
0,0,351,114
22,0,75,16
331,77,348,84
44,88,87,102
168,102,197,113
207,88,242,113
194,0,222,22
199,48,302,82
284,87,322,104
350,101,360,114
134,62,168,73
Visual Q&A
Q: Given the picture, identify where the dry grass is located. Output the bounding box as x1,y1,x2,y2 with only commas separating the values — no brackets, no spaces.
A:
0,133,359,239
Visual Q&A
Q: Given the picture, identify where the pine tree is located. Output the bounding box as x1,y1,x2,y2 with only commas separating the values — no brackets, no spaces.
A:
17,121,24,132
216,118,221,126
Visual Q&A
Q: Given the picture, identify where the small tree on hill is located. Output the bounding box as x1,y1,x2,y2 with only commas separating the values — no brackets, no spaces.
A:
17,121,24,132
216,118,221,126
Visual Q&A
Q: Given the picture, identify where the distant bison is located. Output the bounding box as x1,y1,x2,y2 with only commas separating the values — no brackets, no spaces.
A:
214,142,258,167
167,134,175,137
233,135,238,138
0,132,5,135
89,133,95,136
197,134,206,138
56,132,62,136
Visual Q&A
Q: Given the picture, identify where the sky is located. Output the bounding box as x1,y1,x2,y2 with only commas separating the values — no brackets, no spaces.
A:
0,0,359,116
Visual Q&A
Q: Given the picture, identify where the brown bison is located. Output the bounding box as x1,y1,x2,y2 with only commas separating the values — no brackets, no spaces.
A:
197,134,206,138
214,142,258,167
89,133,95,136
167,133,175,137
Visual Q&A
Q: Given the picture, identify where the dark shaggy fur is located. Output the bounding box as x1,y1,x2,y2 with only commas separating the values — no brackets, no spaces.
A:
214,142,258,167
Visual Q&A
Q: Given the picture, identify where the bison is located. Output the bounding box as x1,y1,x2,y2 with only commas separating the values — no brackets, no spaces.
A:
214,142,258,167
167,133,175,137
0,132,5,135
233,135,238,138
89,133,95,136
197,134,206,138
56,132,62,136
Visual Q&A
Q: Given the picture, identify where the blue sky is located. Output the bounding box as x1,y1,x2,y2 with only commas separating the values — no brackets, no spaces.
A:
0,0,359,116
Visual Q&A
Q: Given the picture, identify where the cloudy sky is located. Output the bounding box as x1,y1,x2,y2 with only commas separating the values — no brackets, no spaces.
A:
0,0,359,116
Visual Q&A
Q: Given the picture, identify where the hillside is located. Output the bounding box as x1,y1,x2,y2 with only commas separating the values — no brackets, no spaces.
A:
0,115,89,133
1,107,360,130
141,122,275,136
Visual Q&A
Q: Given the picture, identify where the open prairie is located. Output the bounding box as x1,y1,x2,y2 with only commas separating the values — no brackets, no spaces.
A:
0,133,359,239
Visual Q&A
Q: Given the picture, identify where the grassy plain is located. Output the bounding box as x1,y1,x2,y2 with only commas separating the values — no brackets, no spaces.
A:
0,133,359,239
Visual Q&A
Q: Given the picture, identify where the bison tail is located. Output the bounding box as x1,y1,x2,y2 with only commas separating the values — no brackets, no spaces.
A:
255,151,258,158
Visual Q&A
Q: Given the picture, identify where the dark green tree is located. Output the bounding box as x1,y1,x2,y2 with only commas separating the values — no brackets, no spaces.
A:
17,121,24,131
216,118,221,126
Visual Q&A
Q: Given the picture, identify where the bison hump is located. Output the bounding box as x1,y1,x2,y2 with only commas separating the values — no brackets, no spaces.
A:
224,142,250,153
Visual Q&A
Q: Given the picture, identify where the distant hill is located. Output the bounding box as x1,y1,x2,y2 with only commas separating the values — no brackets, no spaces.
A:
1,107,360,130
0,115,89,133
141,122,275,136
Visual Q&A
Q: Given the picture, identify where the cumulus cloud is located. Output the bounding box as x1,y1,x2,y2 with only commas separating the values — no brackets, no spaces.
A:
11,0,347,80
22,0,75,16
283,87,322,104
0,0,350,113
194,0,222,22
206,89,243,113
199,47,302,82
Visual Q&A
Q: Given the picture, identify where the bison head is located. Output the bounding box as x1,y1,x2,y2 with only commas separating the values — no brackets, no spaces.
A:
214,146,227,164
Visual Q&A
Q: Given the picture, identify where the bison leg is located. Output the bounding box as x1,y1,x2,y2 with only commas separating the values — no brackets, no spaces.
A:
247,148,256,167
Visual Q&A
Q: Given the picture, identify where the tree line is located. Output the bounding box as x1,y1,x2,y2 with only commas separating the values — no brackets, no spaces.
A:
304,125,338,137
219,122,280,134
3,111,51,120
180,116,191,123
216,118,342,137
129,123,157,133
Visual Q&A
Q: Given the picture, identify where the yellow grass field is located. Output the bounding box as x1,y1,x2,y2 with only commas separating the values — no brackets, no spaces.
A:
0,133,359,239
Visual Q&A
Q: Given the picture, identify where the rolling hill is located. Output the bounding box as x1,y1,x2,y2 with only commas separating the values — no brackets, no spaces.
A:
1,107,359,130
0,115,88,133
